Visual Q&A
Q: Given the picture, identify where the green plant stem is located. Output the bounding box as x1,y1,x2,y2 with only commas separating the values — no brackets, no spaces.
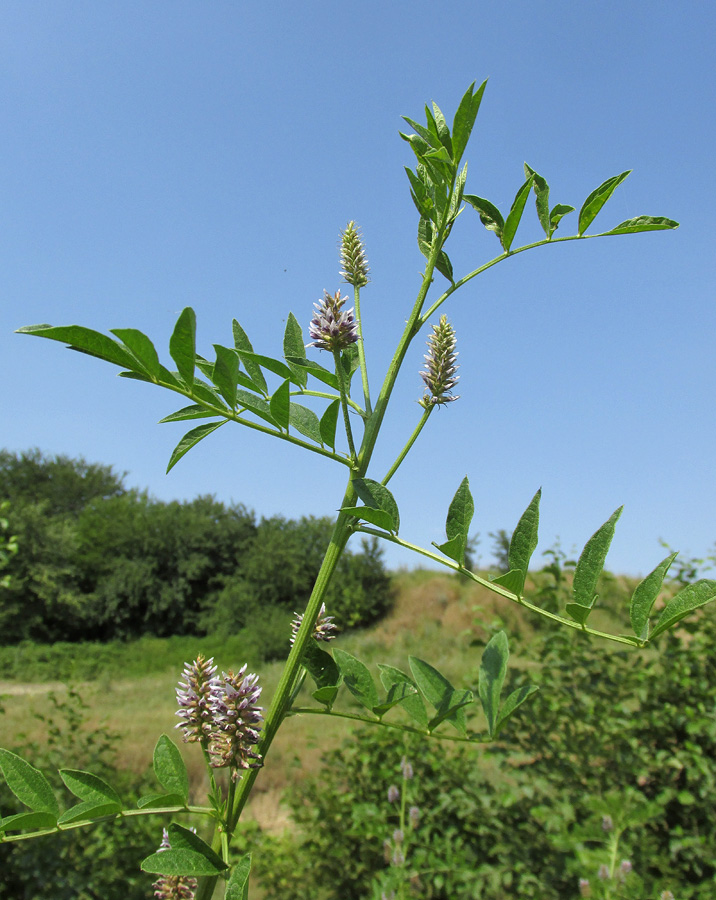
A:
286,707,490,743
0,806,213,843
333,348,358,461
352,283,372,415
382,407,433,486
354,525,644,647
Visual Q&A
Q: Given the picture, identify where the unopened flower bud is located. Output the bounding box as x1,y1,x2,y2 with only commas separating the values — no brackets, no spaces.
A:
598,864,610,881
619,859,633,879
419,315,459,407
308,290,359,352
340,221,370,288
400,756,414,780
387,784,400,804
408,805,420,829
391,847,405,867
393,828,404,845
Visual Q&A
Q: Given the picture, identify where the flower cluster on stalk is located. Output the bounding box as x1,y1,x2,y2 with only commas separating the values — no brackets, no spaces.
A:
308,289,359,352
152,829,197,900
419,314,459,407
339,221,370,288
290,602,338,646
176,655,263,779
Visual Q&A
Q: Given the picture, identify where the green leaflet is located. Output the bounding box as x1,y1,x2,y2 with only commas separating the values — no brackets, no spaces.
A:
409,657,469,735
451,79,487,166
226,854,252,900
16,323,137,371
478,631,509,737
232,319,268,395
0,749,59,817
606,215,679,235
60,769,121,807
57,801,120,825
0,811,58,834
159,404,217,423
506,488,541,595
549,203,574,233
169,307,197,386
524,163,551,238
235,389,277,427
578,171,631,235
166,421,225,473
650,579,716,640
319,400,340,449
630,552,678,640
333,649,380,713
352,479,400,533
153,735,189,804
285,357,339,390
495,684,539,735
288,403,322,443
502,175,534,252
212,344,240,407
378,664,429,729
567,507,622,625
270,380,291,430
434,476,473,567
464,194,504,241
111,328,162,379
141,823,228,877
302,640,341,691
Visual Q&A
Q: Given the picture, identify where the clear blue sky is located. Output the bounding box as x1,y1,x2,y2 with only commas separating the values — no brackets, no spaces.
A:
3,1,715,575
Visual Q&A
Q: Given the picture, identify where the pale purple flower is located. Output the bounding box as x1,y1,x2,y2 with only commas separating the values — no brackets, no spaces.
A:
308,290,359,352
601,814,613,832
419,315,460,407
290,603,338,646
387,784,400,804
408,805,420,829
391,847,405,867
660,892,675,900
578,878,591,898
175,655,221,746
209,665,264,778
392,828,404,845
400,756,413,780
598,863,610,881
619,859,633,879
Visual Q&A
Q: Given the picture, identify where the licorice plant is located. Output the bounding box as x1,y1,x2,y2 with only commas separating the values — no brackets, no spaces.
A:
2,81,714,900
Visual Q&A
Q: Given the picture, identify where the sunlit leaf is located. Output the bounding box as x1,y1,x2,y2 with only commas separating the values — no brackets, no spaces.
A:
605,215,679,235
502,175,534,252
464,194,504,240
495,684,539,735
524,163,551,237
141,823,228,876
270,380,291,430
169,308,197,386
567,507,622,624
353,479,400,533
319,399,340,449
232,320,267,395
452,79,487,166
650,579,716,640
0,749,59,816
60,769,121,806
630,552,678,640
159,405,217,423
549,203,574,233
166,422,225,473
111,328,161,379
409,657,466,734
378,664,428,729
57,801,120,825
478,630,509,737
212,344,240,408
16,324,137,371
0,811,57,834
235,389,277,427
289,403,322,443
302,640,340,690
578,171,631,235
226,853,252,900
333,649,380,713
152,735,189,804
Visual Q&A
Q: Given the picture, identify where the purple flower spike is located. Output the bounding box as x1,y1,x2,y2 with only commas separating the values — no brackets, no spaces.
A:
209,665,264,778
308,290,359,352
290,603,339,646
175,655,221,746
419,314,459,407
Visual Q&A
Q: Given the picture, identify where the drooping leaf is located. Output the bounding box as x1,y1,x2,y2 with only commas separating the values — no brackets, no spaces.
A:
567,507,623,624
402,115,446,154
60,769,121,806
630,552,678,640
141,823,229,876
289,403,322,443
495,684,539,734
478,630,509,737
0,811,58,834
441,476,474,567
232,320,267,395
312,685,340,707
340,344,361,385
0,749,59,816
605,215,679,235
226,854,252,900
166,421,225,473
650,579,716,640
352,479,400,533
111,328,162,379
432,534,468,567
153,735,189,804
332,649,380,713
464,194,504,241
408,657,466,734
270,380,291,430
524,163,551,237
169,308,197,386
302,640,340,690
16,324,137,371
452,79,487,166
378,664,428,729
578,171,631,235
502,175,534,252
319,399,340,449
435,249,454,283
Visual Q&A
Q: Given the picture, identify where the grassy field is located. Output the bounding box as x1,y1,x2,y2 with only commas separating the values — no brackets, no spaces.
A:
0,567,637,832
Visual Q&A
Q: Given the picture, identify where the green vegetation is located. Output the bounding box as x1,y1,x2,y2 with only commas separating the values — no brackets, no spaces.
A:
0,450,393,646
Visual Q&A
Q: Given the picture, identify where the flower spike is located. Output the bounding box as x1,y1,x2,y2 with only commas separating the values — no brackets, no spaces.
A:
340,221,370,287
308,290,359,352
419,314,460,407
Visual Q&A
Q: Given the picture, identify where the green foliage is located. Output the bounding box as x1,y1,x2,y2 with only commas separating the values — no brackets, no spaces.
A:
0,690,158,900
